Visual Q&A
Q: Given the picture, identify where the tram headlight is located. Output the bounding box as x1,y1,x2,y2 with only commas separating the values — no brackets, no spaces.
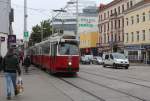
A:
68,62,72,66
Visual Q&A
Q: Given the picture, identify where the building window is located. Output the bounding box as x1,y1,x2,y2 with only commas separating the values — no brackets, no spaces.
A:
104,24,106,32
143,13,145,22
142,30,145,41
118,6,120,14
126,18,128,26
122,18,124,27
107,22,109,31
126,33,128,42
118,33,120,41
104,13,106,20
131,16,134,24
111,21,113,29
108,34,109,42
101,25,103,32
115,34,117,42
137,31,139,42
137,14,139,23
118,19,120,28
130,1,133,7
111,10,113,15
104,33,106,43
108,11,109,18
122,4,124,12
131,32,134,42
111,34,113,42
115,20,117,29
149,11,150,20
149,29,150,40
114,8,117,15
127,2,129,9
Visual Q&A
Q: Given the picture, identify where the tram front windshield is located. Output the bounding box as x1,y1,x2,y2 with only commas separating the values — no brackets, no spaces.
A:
59,42,79,55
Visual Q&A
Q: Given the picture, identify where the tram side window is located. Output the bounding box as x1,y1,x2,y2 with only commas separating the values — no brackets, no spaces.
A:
42,43,50,55
51,44,57,56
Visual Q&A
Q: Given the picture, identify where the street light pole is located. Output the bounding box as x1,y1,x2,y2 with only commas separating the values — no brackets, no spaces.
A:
76,0,79,41
24,0,28,56
41,21,43,41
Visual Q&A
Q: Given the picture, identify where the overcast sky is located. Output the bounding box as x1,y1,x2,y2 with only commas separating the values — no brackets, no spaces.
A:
11,0,112,39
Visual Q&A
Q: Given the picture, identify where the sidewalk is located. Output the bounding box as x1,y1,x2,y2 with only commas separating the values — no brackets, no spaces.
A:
0,66,71,101
130,63,150,66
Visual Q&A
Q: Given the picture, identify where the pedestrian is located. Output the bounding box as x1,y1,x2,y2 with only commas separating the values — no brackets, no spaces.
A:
23,55,31,73
0,47,21,100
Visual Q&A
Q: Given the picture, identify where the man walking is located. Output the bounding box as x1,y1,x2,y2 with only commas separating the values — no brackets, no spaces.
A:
0,47,21,100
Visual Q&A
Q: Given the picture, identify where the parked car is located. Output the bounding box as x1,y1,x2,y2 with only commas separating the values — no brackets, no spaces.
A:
84,55,93,61
92,56,103,65
102,53,129,69
80,56,91,64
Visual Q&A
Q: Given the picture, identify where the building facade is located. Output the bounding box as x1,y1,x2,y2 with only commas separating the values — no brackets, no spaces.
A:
79,6,99,56
98,0,142,54
0,0,13,57
124,0,150,63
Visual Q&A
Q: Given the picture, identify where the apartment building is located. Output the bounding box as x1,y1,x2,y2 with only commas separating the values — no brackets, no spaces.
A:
124,0,150,63
0,0,13,57
79,6,99,56
98,0,142,53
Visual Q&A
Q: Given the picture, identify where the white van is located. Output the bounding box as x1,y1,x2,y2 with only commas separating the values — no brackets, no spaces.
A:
102,53,129,69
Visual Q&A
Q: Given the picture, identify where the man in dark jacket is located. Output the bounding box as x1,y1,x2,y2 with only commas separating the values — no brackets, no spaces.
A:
23,55,31,73
0,48,21,100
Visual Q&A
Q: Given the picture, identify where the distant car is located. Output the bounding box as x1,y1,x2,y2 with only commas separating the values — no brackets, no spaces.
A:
84,55,93,61
80,56,91,64
92,56,103,65
102,53,129,69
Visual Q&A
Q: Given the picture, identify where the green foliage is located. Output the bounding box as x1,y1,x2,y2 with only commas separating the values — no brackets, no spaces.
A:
29,19,52,46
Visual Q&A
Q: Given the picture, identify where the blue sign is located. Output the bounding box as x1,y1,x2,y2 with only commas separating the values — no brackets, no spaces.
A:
8,35,16,43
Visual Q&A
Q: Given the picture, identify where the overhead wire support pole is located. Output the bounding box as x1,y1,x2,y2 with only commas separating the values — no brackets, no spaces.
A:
24,0,28,56
76,0,79,41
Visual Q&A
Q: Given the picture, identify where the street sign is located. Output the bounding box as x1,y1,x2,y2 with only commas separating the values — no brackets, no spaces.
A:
24,32,29,38
24,32,29,41
0,37,5,42
8,35,16,43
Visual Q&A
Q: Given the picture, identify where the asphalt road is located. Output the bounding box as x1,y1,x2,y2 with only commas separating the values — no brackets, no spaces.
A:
0,64,150,101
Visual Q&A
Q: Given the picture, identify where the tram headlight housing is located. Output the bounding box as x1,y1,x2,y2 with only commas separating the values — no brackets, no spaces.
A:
68,62,72,66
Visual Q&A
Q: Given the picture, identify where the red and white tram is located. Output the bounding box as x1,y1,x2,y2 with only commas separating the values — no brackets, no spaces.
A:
30,33,80,74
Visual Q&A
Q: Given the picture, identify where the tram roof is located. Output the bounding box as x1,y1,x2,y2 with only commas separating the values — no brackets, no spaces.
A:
33,32,76,47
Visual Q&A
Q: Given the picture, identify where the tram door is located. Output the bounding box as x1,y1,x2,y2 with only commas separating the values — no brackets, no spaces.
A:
51,43,57,72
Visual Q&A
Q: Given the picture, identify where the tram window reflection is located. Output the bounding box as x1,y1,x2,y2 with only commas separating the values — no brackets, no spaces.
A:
59,42,78,55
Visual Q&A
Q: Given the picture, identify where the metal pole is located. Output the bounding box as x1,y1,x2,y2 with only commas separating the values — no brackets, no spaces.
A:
52,11,54,35
24,0,27,56
76,0,79,41
41,21,43,41
24,0,27,35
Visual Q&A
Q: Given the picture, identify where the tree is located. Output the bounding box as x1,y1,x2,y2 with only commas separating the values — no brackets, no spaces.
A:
29,19,53,46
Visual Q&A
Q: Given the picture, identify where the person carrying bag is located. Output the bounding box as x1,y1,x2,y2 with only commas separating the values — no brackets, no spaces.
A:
0,47,21,100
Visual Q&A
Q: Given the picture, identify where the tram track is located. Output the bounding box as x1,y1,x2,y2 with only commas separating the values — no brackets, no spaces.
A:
90,66,150,82
80,70,150,89
77,76,147,101
59,77,106,101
